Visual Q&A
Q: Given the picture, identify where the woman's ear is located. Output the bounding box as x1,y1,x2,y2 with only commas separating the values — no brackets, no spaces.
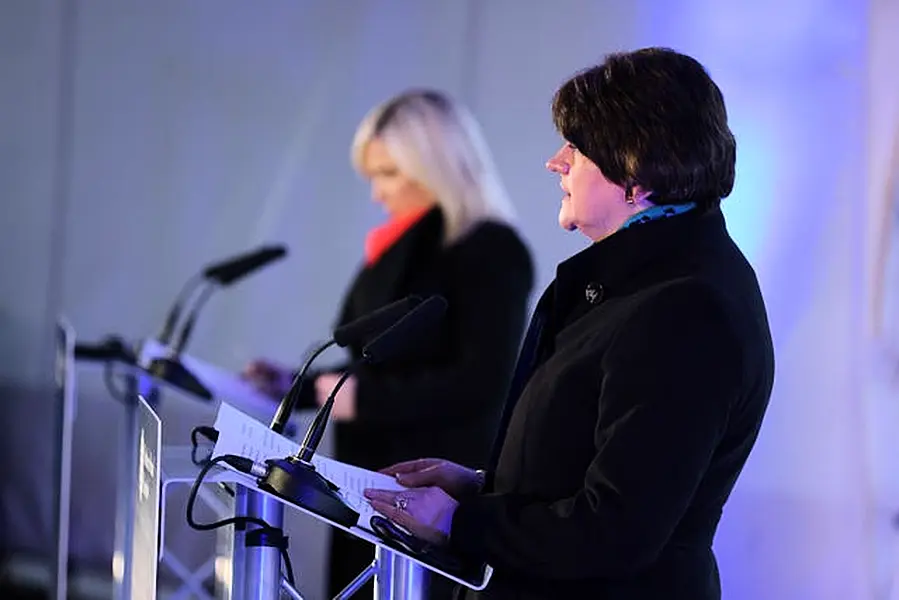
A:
628,185,654,207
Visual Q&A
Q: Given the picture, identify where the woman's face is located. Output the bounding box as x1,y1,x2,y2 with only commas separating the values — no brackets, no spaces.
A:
361,138,436,218
546,142,647,241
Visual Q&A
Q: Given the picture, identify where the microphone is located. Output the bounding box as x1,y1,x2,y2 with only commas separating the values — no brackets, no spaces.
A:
297,295,447,461
145,285,216,400
258,295,448,527
147,244,289,401
333,295,422,348
268,295,423,434
73,336,136,364
203,245,287,287
361,295,447,365
156,245,288,345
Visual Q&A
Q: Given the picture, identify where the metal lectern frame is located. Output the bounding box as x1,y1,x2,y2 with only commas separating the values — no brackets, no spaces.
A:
225,473,491,600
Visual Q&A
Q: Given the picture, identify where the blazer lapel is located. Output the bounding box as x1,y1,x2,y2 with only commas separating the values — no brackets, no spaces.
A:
339,208,444,326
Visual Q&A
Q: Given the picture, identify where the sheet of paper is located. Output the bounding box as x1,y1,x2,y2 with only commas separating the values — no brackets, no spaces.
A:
212,401,300,462
312,453,407,530
211,401,406,531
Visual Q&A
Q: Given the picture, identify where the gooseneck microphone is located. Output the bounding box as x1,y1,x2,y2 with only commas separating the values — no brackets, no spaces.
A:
147,244,288,400
296,295,447,462
268,295,423,434
258,295,448,527
155,246,286,346
359,294,447,365
157,273,206,347
203,245,287,287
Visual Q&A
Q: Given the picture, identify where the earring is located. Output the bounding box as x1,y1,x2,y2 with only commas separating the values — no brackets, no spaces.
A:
625,187,636,205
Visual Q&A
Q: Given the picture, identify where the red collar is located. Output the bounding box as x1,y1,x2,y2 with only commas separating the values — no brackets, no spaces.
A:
364,206,433,266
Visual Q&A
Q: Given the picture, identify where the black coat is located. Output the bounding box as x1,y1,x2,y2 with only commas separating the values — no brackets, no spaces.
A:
318,207,534,471
450,208,775,600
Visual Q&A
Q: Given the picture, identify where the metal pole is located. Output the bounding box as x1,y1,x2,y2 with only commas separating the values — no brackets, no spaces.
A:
334,562,377,599
373,548,427,600
280,576,306,600
52,321,76,600
226,486,249,599
241,488,285,600
213,501,236,599
111,376,138,600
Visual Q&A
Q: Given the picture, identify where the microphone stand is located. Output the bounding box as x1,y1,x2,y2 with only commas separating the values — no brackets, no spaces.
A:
260,296,447,521
236,296,444,600
258,364,362,526
145,244,289,401
236,361,360,600
156,272,206,346
268,294,423,434
145,282,216,400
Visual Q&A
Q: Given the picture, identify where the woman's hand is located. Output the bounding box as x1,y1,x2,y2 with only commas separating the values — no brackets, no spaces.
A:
380,458,483,500
363,486,458,546
315,373,357,421
241,359,293,399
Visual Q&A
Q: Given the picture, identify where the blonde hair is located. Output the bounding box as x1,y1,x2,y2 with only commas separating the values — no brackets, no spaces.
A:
351,89,515,245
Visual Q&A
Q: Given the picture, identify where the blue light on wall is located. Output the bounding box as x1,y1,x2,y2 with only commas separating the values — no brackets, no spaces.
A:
721,119,776,265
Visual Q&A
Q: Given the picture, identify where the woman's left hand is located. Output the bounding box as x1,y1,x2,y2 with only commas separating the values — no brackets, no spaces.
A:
315,373,356,421
363,486,459,545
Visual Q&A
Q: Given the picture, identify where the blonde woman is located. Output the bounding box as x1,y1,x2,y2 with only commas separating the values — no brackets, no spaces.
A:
244,89,534,598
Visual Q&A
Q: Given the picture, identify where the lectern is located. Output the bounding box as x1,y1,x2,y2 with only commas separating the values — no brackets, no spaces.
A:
92,339,300,599
198,401,494,600
101,342,492,599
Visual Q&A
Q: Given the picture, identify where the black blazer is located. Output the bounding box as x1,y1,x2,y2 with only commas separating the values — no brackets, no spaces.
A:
449,208,775,600
314,207,534,472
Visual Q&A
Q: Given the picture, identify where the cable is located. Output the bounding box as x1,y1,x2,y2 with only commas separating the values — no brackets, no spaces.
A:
281,549,296,589
189,425,219,464
190,424,219,447
185,454,295,586
103,360,129,404
189,425,234,497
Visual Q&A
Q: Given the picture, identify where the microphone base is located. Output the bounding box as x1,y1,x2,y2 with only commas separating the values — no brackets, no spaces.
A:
258,457,359,528
145,357,213,401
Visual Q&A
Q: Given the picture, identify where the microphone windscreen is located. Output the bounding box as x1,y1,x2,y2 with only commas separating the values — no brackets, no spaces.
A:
361,295,448,365
332,295,422,348
203,245,287,286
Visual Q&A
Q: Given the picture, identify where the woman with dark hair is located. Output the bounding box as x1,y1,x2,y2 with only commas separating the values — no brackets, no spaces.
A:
365,48,775,600
243,89,534,598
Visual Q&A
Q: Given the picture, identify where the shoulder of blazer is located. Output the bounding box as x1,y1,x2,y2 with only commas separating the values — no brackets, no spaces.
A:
448,220,534,277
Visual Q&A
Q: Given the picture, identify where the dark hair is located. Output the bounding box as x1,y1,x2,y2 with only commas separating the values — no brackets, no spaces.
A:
552,47,736,210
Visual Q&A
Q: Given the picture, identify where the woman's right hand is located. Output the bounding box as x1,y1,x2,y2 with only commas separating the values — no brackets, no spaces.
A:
240,359,294,400
380,458,483,500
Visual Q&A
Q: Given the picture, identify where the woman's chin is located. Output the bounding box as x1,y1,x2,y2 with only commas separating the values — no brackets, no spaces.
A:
558,217,578,232
559,207,577,231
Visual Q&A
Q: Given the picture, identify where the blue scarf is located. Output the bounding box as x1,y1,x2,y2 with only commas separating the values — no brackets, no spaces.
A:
620,202,696,230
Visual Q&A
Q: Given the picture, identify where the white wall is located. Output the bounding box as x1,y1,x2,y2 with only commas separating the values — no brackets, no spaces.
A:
2,1,897,599
0,0,72,558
